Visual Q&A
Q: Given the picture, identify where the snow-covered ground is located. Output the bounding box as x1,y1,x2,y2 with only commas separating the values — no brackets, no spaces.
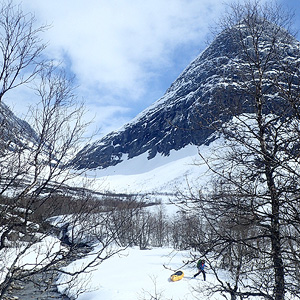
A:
55,144,220,299
58,246,223,300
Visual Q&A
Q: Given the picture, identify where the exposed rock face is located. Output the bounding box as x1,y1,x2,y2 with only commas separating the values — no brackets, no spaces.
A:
72,20,300,170
0,102,39,152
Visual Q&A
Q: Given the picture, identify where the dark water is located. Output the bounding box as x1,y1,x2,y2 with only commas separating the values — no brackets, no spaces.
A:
4,272,71,300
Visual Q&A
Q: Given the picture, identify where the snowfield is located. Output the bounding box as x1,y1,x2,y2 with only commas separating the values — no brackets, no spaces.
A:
78,143,215,196
58,246,223,300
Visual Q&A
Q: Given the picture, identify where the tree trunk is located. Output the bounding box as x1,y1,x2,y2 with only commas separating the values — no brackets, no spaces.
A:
264,158,285,299
269,179,285,300
257,79,285,300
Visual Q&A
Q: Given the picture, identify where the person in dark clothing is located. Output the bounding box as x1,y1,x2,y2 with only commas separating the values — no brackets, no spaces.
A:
194,259,206,280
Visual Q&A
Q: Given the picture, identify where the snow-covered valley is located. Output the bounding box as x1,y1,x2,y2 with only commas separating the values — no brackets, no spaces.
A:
2,2,300,298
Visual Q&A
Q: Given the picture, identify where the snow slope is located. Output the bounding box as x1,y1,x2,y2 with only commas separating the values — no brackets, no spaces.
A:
83,143,213,196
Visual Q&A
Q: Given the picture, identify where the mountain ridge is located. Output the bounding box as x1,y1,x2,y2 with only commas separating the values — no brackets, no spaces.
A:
72,19,300,170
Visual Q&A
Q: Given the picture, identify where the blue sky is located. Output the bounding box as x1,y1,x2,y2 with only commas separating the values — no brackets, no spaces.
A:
5,0,300,140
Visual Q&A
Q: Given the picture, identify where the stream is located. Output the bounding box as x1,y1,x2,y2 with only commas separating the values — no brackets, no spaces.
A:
4,271,71,300
3,221,93,299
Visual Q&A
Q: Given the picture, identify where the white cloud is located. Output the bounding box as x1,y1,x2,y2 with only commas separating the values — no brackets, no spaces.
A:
9,0,228,134
20,0,224,99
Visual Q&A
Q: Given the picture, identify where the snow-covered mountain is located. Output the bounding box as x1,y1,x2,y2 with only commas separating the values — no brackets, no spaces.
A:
72,19,300,193
0,101,38,151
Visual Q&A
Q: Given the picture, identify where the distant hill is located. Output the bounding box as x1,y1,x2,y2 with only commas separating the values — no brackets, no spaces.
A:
0,101,39,152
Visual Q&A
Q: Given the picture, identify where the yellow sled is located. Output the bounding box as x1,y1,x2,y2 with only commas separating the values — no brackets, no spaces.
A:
170,270,184,282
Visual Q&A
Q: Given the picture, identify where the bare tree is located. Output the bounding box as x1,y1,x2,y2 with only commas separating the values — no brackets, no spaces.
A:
181,1,300,299
0,2,130,298
0,61,132,299
0,0,47,103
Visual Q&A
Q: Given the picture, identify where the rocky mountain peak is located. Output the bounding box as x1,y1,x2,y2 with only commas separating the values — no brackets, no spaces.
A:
72,19,300,170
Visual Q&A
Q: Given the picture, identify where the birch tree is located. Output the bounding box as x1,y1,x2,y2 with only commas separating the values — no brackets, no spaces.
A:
185,1,300,299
